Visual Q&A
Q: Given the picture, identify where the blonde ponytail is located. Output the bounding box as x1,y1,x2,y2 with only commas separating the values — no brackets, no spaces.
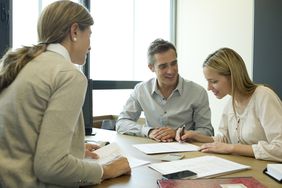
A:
0,44,47,92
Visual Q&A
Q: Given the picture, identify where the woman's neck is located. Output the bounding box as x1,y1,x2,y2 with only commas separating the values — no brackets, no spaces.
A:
234,93,252,114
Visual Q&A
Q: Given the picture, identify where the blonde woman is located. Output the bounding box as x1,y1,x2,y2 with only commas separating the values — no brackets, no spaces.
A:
0,1,130,187
176,48,282,162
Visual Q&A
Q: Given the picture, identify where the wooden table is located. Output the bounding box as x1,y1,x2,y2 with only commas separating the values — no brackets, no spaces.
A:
85,128,280,188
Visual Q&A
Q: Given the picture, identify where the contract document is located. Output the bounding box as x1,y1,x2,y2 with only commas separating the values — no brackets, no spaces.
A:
149,155,250,178
133,142,200,154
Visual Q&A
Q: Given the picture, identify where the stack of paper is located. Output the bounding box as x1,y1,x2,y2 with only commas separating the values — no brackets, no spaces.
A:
133,142,199,154
149,155,250,178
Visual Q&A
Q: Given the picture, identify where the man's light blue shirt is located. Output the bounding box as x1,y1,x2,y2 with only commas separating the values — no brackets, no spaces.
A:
116,76,214,137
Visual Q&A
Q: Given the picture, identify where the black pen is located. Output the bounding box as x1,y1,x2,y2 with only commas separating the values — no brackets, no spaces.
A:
178,124,185,143
85,140,110,147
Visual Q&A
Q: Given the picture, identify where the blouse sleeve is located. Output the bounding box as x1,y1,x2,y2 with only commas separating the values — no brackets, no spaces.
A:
213,100,232,143
252,87,282,162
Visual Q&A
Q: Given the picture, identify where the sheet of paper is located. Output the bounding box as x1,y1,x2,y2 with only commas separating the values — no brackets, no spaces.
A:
149,156,250,178
220,184,247,188
133,142,199,154
127,156,151,168
266,163,282,181
84,143,150,168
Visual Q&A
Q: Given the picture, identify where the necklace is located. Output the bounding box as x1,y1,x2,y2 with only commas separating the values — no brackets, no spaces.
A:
235,116,241,143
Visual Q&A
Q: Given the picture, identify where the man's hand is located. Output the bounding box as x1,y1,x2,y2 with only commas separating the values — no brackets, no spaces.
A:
149,127,176,142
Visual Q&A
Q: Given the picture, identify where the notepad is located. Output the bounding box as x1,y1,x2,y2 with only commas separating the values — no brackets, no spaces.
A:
149,156,250,178
133,142,199,154
263,163,282,183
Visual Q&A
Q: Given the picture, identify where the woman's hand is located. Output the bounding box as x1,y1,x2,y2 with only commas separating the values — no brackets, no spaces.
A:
175,129,195,142
102,156,131,180
85,143,100,159
199,142,234,154
175,129,214,143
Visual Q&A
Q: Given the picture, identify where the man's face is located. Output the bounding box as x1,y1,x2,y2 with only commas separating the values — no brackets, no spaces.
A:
149,49,178,89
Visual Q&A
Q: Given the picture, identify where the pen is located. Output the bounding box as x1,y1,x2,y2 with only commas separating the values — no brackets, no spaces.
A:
85,140,110,147
178,124,185,143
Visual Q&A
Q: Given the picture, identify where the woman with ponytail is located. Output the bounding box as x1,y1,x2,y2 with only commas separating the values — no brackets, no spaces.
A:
0,1,130,187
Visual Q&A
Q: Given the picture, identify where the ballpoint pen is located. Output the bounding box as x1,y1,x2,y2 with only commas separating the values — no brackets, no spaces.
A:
178,124,186,143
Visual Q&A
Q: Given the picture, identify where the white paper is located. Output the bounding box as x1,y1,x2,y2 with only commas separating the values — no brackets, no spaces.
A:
126,156,151,168
149,156,250,178
133,142,199,154
84,143,150,168
266,163,282,181
220,184,247,188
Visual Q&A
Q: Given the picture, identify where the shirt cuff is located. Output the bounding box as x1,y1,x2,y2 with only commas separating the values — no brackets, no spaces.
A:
142,127,153,137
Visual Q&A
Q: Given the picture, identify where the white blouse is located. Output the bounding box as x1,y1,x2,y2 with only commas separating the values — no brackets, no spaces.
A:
214,86,282,162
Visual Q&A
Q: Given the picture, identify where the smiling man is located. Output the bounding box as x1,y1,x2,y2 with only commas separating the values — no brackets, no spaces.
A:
116,39,214,142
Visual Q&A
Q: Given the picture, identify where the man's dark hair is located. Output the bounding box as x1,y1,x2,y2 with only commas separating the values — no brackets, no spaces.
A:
147,38,177,65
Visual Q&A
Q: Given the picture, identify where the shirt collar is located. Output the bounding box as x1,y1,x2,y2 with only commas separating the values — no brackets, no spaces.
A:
152,78,158,95
176,76,184,94
46,43,72,63
151,76,184,96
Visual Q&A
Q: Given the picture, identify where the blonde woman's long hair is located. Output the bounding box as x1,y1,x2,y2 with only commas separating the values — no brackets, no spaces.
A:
0,0,93,92
203,48,257,116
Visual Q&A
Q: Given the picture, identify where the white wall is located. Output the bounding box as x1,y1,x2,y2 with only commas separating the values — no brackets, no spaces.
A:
176,0,254,134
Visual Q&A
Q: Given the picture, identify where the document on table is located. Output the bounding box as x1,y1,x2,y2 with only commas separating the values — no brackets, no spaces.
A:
149,156,250,178
84,143,150,168
263,163,282,182
133,142,199,154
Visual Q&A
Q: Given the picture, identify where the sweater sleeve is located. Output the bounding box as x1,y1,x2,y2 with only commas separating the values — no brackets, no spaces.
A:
33,69,103,186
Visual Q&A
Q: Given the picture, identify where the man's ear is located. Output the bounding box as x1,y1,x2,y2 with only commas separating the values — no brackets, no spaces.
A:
148,64,155,72
70,23,79,42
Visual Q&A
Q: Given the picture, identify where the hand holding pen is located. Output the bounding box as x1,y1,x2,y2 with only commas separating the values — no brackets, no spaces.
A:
176,124,186,143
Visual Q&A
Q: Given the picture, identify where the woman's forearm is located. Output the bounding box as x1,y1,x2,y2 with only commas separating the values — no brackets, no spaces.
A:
231,144,254,157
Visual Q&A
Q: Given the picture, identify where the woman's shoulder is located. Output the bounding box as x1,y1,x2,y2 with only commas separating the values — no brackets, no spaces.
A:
254,85,280,99
252,85,281,109
29,52,87,84
37,51,84,75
